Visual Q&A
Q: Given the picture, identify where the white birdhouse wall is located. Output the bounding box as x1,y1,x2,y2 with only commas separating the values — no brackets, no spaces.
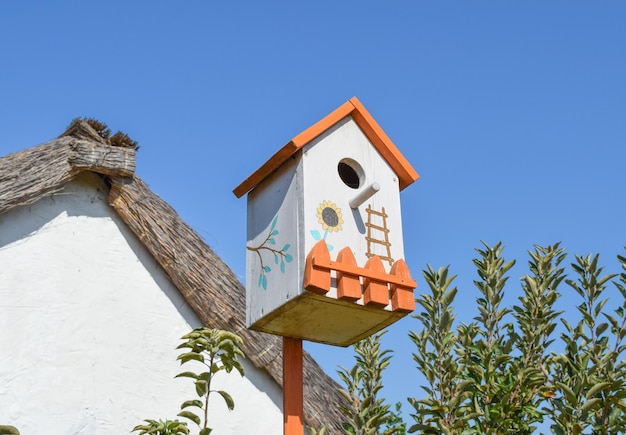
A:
301,117,405,270
245,156,302,328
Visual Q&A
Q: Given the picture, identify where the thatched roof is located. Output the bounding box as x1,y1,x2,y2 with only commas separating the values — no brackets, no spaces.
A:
0,119,347,433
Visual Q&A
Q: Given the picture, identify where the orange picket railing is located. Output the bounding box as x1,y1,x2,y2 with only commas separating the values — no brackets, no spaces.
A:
303,240,416,312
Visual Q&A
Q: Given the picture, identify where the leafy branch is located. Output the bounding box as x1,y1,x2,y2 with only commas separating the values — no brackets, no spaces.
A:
409,242,568,434
175,328,245,434
337,330,402,435
132,327,245,435
409,265,472,434
546,252,625,434
132,419,189,435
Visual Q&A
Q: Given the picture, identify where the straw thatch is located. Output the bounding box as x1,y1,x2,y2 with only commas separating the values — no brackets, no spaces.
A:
0,119,346,433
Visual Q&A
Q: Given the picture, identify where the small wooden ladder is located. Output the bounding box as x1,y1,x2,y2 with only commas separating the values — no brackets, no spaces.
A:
365,205,393,266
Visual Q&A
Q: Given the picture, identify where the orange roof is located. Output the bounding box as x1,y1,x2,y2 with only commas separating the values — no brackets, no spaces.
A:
233,97,419,198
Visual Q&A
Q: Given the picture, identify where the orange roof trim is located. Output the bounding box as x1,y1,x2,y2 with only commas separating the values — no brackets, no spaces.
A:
233,97,419,198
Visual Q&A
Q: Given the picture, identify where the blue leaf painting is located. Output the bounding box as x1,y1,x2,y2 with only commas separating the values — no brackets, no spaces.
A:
311,230,322,241
249,214,293,289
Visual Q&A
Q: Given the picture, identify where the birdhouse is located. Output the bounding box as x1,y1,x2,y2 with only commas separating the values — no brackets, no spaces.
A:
233,97,419,346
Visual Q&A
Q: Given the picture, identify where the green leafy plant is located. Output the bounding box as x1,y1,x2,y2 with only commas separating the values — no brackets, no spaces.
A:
337,330,401,435
409,265,472,434
545,252,626,434
175,328,245,434
462,242,518,433
508,243,565,432
409,242,568,434
385,403,407,435
132,327,244,435
132,419,189,435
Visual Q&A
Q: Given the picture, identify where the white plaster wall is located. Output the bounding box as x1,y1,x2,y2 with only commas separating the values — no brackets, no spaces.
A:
0,173,283,434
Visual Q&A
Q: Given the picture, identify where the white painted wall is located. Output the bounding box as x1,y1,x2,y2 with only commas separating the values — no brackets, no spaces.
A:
246,154,302,327
0,173,283,434
301,116,405,268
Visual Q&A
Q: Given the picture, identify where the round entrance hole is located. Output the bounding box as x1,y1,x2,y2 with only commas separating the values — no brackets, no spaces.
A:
337,159,364,189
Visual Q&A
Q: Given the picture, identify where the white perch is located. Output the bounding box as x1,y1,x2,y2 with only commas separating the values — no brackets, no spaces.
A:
349,182,380,209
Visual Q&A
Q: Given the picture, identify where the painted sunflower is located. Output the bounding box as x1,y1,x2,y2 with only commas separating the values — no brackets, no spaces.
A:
316,200,344,232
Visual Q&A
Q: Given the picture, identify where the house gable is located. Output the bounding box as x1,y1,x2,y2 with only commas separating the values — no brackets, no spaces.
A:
0,120,346,433
233,96,420,198
0,173,284,433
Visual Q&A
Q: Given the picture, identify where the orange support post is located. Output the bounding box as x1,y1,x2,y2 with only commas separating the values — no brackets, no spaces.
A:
283,337,304,435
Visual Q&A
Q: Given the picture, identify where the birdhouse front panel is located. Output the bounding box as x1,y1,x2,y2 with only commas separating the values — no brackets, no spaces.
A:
237,97,419,346
301,116,405,275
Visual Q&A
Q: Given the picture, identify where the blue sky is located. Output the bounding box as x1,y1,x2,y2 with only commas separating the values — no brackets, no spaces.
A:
2,1,625,429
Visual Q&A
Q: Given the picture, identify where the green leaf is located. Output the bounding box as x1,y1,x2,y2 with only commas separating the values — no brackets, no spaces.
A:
581,397,601,414
197,372,211,382
195,379,208,397
180,399,203,409
586,381,611,399
175,371,199,380
177,410,201,426
217,389,235,410
177,352,204,364
595,322,609,337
